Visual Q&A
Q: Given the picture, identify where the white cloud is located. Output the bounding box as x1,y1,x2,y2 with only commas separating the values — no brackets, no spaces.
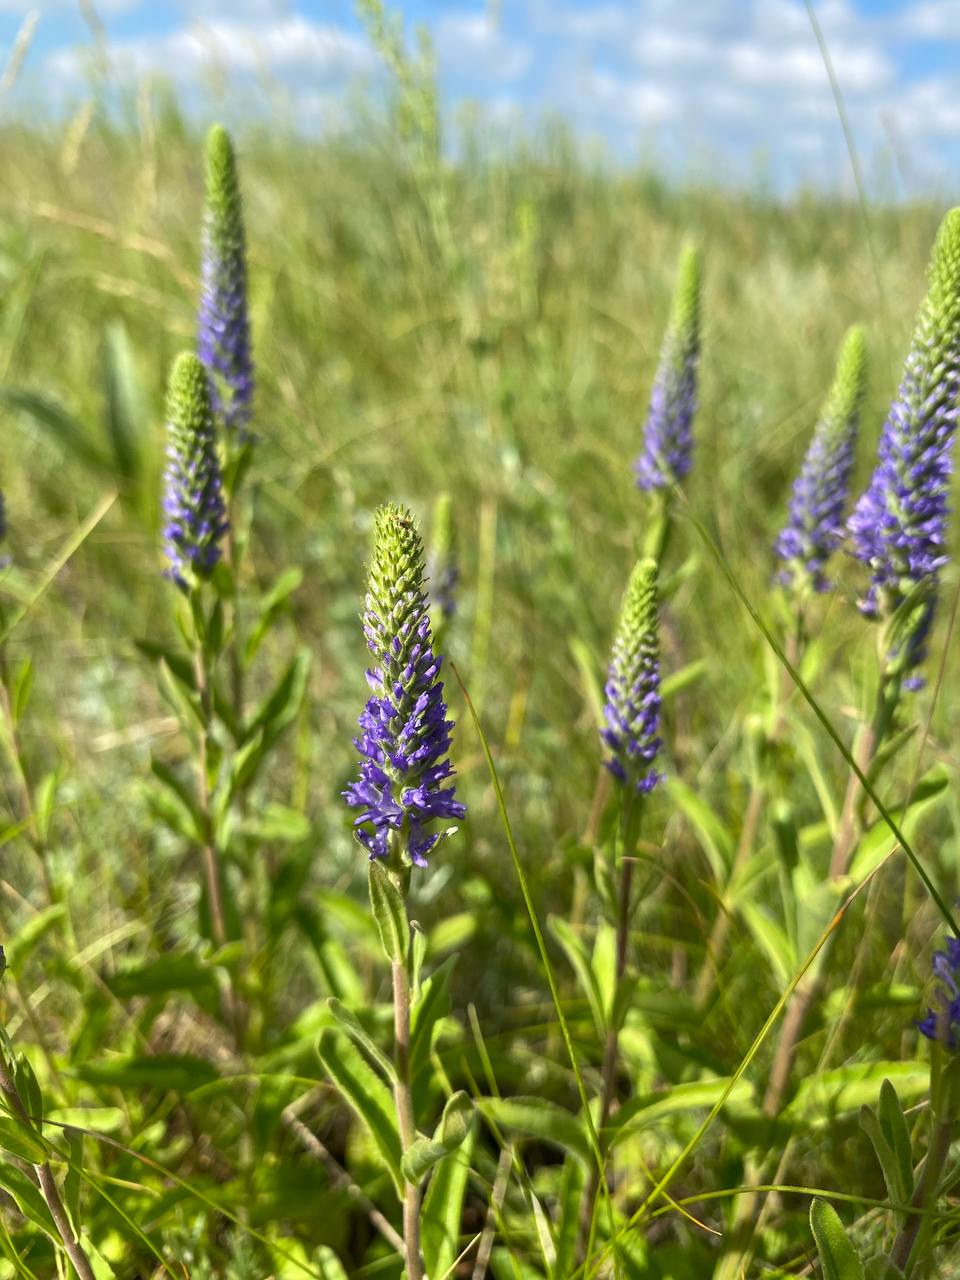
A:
47,16,374,84
434,12,531,82
894,76,960,136
0,0,137,11
894,1,960,39
588,69,677,126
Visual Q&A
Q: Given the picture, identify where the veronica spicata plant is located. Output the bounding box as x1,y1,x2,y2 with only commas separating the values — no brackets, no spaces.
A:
635,244,701,492
776,324,866,597
198,124,254,445
601,557,662,798
335,502,469,1280
162,353,228,590
577,557,662,1263
344,503,465,871
849,206,960,684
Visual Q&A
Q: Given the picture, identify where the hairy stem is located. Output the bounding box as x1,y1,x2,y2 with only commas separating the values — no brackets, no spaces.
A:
575,848,636,1265
393,956,423,1280
193,643,228,952
890,1117,952,1274
0,1055,96,1280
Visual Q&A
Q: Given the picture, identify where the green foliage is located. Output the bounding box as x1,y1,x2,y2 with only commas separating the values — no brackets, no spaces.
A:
810,1199,866,1280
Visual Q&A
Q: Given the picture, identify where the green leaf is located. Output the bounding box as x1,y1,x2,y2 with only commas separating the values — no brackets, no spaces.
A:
141,778,203,844
240,803,310,843
738,902,795,990
248,650,311,742
850,765,951,882
0,1162,58,1238
859,1106,907,1208
607,1078,755,1150
421,1109,477,1280
477,1097,591,1165
787,1062,928,1127
401,1092,474,1183
245,568,303,664
0,385,108,473
660,658,708,700
325,998,395,1083
552,1154,586,1280
550,916,606,1040
8,904,66,970
316,1028,403,1194
0,1117,48,1163
879,1078,913,1202
665,778,733,878
13,1056,42,1127
410,955,457,1086
427,912,477,957
102,319,150,492
11,657,32,723
107,955,217,999
149,760,204,840
76,1054,218,1093
367,861,410,965
809,1199,866,1280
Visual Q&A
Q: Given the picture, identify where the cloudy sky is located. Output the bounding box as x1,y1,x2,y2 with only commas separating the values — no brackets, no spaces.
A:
3,0,960,193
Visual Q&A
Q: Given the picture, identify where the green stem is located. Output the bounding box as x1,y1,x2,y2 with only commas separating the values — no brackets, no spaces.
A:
392,955,423,1280
0,1052,96,1280
890,1117,952,1275
575,797,641,1266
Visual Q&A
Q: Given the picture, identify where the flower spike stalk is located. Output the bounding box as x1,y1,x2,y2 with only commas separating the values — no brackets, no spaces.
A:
344,504,467,1280
161,353,240,1038
578,557,662,1264
198,123,254,445
775,324,866,597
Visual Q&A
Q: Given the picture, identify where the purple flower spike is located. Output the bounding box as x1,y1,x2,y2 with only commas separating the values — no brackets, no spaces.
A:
343,505,466,869
198,124,254,442
849,208,960,679
776,326,866,595
601,558,662,794
162,353,228,591
918,933,960,1050
635,243,701,491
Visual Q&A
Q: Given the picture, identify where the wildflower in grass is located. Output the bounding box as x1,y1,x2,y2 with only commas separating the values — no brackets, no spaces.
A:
162,353,229,590
427,492,458,622
634,243,701,491
601,557,662,793
198,124,254,441
344,503,465,867
918,933,960,1050
849,207,960,678
776,325,867,594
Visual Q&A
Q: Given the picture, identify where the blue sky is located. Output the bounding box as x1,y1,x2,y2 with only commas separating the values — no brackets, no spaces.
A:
4,0,960,193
